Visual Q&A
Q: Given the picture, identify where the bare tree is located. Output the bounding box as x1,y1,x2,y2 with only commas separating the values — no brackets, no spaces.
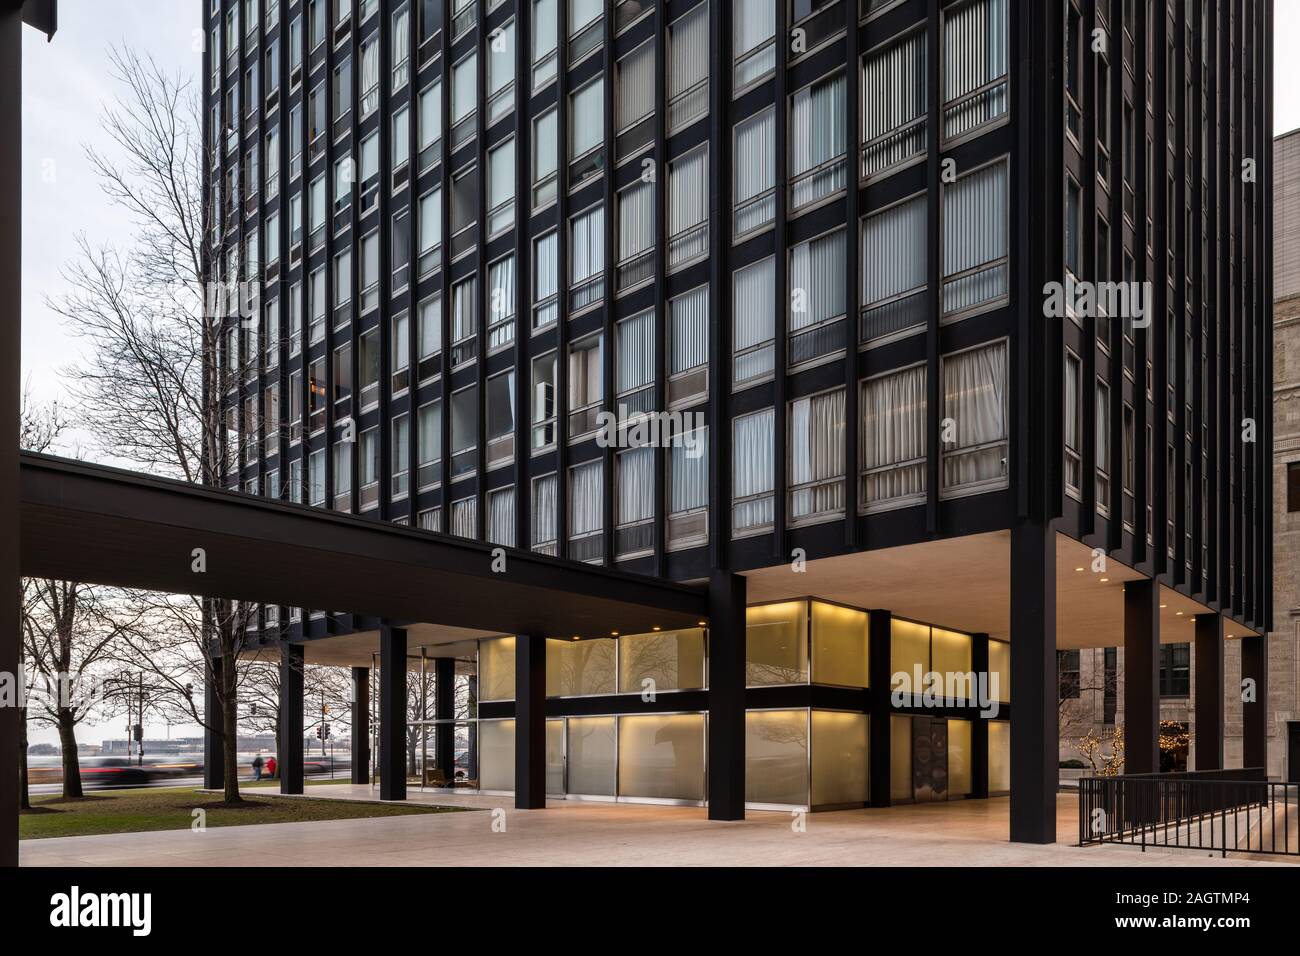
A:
45,46,264,804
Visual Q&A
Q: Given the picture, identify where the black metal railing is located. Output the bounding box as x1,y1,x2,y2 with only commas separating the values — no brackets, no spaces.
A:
1079,768,1300,858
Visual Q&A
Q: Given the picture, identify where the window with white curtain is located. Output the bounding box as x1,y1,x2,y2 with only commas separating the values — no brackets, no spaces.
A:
668,2,709,132
486,19,516,124
941,340,1009,495
488,137,516,235
861,28,928,177
732,408,774,535
418,399,441,488
668,426,708,549
789,71,847,211
533,107,558,207
532,0,559,90
669,285,708,407
616,309,655,417
532,473,559,553
616,445,654,558
941,0,1009,140
734,107,775,236
568,459,604,563
617,179,655,290
451,495,477,538
733,256,775,387
392,3,411,91
486,369,516,468
451,275,478,367
733,0,776,90
1064,350,1082,495
533,230,559,328
860,364,926,511
941,158,1009,317
861,193,927,343
417,294,441,381
487,486,516,547
617,40,654,135
486,255,516,352
788,388,846,525
788,228,847,367
1096,380,1111,513
360,37,379,115
569,205,605,312
531,351,557,451
668,145,709,268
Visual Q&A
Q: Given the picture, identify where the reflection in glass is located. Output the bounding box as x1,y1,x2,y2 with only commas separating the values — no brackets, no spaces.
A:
811,602,869,687
811,711,869,807
617,713,705,801
479,636,516,701
617,629,706,693
479,718,514,791
745,601,808,685
566,716,616,795
546,638,616,696
947,718,972,796
745,709,809,806
988,721,1010,792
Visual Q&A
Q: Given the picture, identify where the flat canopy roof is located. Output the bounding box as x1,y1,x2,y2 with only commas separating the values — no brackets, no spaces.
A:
19,453,708,639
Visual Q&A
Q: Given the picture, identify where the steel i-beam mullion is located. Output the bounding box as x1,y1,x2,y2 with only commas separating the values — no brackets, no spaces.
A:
652,0,668,578
279,642,305,794
771,0,788,562
379,624,408,800
708,0,732,570
351,665,370,783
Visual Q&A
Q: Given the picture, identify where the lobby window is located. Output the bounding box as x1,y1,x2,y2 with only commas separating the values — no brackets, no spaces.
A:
417,399,442,489
487,486,516,547
734,106,775,237
486,255,516,352
392,413,410,498
359,427,380,510
861,193,927,344
860,363,926,512
941,339,1009,496
940,0,1009,141
1096,381,1110,514
450,383,479,481
568,333,604,439
1159,643,1191,697
569,204,605,313
419,80,442,172
532,472,558,555
418,186,442,276
788,387,846,526
486,18,516,124
569,0,603,66
568,458,604,563
486,369,516,469
733,256,775,388
417,294,441,382
668,145,709,269
616,308,655,418
1057,650,1080,699
616,445,654,559
1288,462,1300,512
533,230,559,329
532,0,559,90
668,426,708,550
788,228,847,370
533,107,558,208
733,407,775,536
451,275,478,368
451,50,478,150
531,351,557,452
861,28,927,179
568,77,605,187
667,2,709,133
616,40,654,162
617,180,655,292
789,70,847,212
1064,350,1082,496
487,137,516,236
941,157,1009,318
669,285,708,407
733,0,776,91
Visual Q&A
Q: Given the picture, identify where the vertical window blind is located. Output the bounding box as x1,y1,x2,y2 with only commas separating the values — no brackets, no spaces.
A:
617,180,655,282
668,3,709,130
941,159,1008,315
534,231,559,325
617,446,654,527
570,205,605,307
860,364,926,509
941,340,1008,492
617,309,655,402
617,41,654,130
668,146,709,265
669,428,708,515
487,487,516,547
670,285,709,376
789,389,846,522
733,0,776,88
733,257,775,384
532,474,558,549
733,407,774,533
861,194,927,341
451,496,477,538
942,0,1009,138
789,229,847,332
569,460,604,537
861,30,927,176
790,72,847,208
734,107,775,234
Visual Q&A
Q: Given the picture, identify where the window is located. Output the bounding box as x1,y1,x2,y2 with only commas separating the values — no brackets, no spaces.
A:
788,389,846,525
451,276,478,367
289,282,303,354
334,152,353,212
568,333,604,438
862,28,927,178
334,249,352,318
616,446,654,559
941,158,1009,317
359,427,380,509
360,131,379,209
616,179,655,290
533,230,559,329
418,187,442,275
1065,174,1082,279
569,205,605,312
941,0,1009,140
532,472,558,554
332,343,352,403
860,364,926,511
358,328,380,408
733,0,776,90
360,36,379,115
417,295,441,381
668,146,708,268
788,228,847,368
451,495,477,538
568,0,603,64
733,257,775,387
941,340,1009,495
332,440,351,510
616,41,654,159
309,448,326,506
733,407,774,535
264,127,280,197
532,0,559,89
392,2,411,90
667,3,708,132
333,55,352,127
1096,381,1110,514
451,163,479,247
392,412,410,497
418,80,442,171
392,310,410,392
569,459,604,563
861,193,927,343
734,107,775,236
1122,403,1135,527
568,78,604,184
531,351,557,451
1065,350,1082,495
1159,643,1191,697
417,399,442,488
533,107,558,207
309,175,326,248
485,369,516,469
392,105,411,172
451,52,477,148
669,285,708,406
450,384,479,480
616,309,654,417
487,487,516,547
1057,650,1081,700
487,137,516,235
308,267,326,344
359,230,379,311
486,19,516,124
668,426,708,549
789,71,847,211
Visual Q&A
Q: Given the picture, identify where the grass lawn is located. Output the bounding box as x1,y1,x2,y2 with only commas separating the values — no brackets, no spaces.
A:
245,776,356,788
20,786,469,840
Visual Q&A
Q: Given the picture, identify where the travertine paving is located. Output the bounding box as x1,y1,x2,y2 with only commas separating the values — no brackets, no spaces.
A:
21,791,1290,867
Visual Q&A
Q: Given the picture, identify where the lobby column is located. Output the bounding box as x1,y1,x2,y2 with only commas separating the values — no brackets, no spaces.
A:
1194,613,1224,769
350,666,369,785
1241,633,1269,770
202,653,225,791
434,657,455,782
279,644,304,795
708,571,746,821
514,635,546,809
1009,521,1057,843
379,625,407,800
970,633,991,799
1123,579,1160,774
868,610,893,807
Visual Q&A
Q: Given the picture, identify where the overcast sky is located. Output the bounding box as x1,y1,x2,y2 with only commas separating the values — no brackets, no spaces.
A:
18,4,1300,748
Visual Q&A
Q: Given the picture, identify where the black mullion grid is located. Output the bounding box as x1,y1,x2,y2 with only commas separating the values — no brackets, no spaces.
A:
923,0,940,532
600,2,615,567
771,0,789,561
1131,0,1149,571
397,1,421,527
346,15,363,517
322,3,340,515
474,7,488,542
293,0,311,509
1172,0,1187,587
1230,0,1241,617
841,8,859,550
438,1,453,533
1247,0,1262,626
707,0,733,570
376,1,394,525
270,9,291,503
1150,2,1168,582
1081,0,1098,539
1261,0,1274,631
1105,0,1125,552
1189,0,1205,596
652,0,667,578
1207,0,1221,607
514,3,533,551
556,0,572,556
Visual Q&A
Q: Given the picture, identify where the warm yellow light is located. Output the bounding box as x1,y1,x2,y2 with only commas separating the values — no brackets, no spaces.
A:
1160,604,1168,608
571,635,581,641
1099,577,1109,583
1075,567,1085,572
697,621,708,628
610,630,619,637
652,625,661,631
1176,611,1184,616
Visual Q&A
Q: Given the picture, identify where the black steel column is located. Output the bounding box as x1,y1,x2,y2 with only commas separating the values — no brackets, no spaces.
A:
202,654,226,790
1241,632,1269,770
707,571,745,821
379,625,408,800
1009,520,1056,843
350,666,369,785
434,656,455,779
970,633,991,799
1123,578,1160,774
279,644,304,795
867,609,893,807
514,634,546,809
1193,613,1224,770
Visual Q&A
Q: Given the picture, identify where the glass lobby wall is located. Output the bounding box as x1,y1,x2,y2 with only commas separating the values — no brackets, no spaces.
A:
617,713,707,802
745,709,810,806
947,718,972,797
479,718,514,792
617,628,707,693
546,637,616,696
478,636,516,701
810,710,870,807
988,638,1010,701
745,599,869,688
566,715,617,797
988,720,1010,793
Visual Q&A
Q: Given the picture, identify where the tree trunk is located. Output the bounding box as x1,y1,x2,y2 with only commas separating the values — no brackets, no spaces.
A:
221,647,241,804
57,709,83,799
18,705,30,810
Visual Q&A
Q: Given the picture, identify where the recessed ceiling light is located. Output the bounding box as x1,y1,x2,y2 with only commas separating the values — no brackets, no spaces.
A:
1099,577,1109,583
697,621,708,628
571,635,581,641
611,631,619,637
1176,611,1184,616
652,626,661,632
1075,567,1085,572
1160,604,1168,608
